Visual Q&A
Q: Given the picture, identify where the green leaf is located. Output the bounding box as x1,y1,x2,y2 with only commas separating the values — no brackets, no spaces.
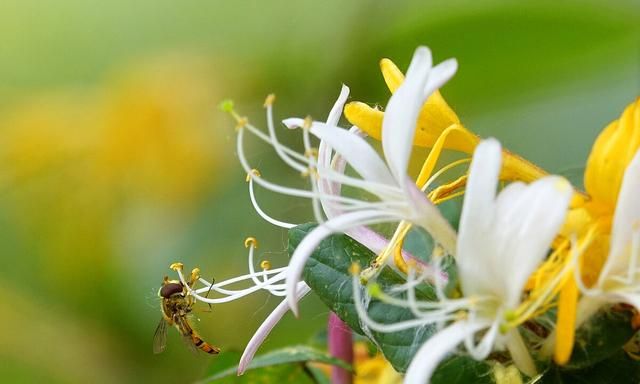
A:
539,351,640,384
431,356,495,384
292,223,434,372
199,346,350,383
565,305,635,369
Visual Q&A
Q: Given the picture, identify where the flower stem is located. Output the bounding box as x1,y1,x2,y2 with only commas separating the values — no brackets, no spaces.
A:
328,312,353,384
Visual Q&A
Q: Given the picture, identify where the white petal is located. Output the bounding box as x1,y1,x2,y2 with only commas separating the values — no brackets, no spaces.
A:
458,138,572,305
238,282,311,375
497,176,572,307
282,117,305,129
600,150,640,281
326,84,350,127
382,46,432,183
318,85,350,171
285,210,395,315
423,58,458,98
457,139,502,296
404,321,485,384
310,122,395,185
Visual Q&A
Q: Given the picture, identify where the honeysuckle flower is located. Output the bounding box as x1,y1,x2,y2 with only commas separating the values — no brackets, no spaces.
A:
281,46,461,315
352,139,573,383
548,98,640,364
225,46,462,318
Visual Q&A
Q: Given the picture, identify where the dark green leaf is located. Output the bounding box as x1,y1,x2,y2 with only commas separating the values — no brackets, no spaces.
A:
431,355,495,384
292,223,435,372
565,305,635,369
539,351,640,384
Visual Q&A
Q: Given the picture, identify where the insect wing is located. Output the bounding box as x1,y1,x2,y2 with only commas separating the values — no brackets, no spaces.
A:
153,317,168,354
176,317,199,355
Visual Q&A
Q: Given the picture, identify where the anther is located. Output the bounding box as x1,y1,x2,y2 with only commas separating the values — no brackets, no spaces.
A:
454,310,467,321
191,268,201,281
246,169,261,182
303,116,313,130
263,94,276,108
349,262,361,275
432,245,445,259
244,237,259,248
170,262,184,271
235,117,249,131
260,260,272,270
304,148,319,158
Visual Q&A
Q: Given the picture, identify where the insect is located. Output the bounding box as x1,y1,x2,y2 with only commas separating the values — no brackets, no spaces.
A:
153,266,220,355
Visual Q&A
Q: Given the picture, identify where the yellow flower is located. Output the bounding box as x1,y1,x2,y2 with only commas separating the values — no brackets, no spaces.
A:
343,57,546,185
553,98,640,364
353,343,402,384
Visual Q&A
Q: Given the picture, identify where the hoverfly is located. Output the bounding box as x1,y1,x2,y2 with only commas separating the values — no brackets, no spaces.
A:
153,266,220,355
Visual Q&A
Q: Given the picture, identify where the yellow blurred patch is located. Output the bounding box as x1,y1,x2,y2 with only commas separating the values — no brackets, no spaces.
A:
0,54,229,289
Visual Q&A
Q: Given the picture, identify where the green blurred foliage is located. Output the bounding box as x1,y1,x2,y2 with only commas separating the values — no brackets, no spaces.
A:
0,0,638,382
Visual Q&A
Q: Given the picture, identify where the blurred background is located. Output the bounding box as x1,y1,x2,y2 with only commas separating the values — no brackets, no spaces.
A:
0,0,638,382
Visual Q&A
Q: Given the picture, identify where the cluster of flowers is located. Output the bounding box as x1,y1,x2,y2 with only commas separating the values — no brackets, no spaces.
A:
169,46,640,383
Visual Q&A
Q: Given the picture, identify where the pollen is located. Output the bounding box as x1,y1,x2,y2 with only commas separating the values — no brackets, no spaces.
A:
235,117,249,131
169,262,184,271
260,260,272,270
303,116,313,130
349,262,361,275
244,237,259,248
245,169,261,182
190,268,201,281
263,94,276,108
304,148,318,158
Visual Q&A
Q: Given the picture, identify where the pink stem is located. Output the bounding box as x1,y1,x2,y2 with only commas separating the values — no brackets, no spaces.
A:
328,312,353,384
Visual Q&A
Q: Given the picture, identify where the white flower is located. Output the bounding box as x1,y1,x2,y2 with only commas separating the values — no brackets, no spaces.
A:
221,46,460,372
352,139,573,383
281,46,459,315
574,149,640,323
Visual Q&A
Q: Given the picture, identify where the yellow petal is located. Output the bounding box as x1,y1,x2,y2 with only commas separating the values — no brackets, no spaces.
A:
501,150,547,183
345,58,468,152
345,58,548,184
584,98,640,211
554,277,579,365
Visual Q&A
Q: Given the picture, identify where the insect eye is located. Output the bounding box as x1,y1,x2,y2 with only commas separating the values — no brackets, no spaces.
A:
160,282,184,298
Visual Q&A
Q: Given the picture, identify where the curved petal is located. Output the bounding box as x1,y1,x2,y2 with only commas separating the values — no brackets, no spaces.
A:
326,84,350,127
382,46,432,183
423,58,458,99
600,149,640,282
285,210,397,315
497,176,572,306
404,321,485,384
310,122,395,185
457,139,502,295
238,282,311,375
